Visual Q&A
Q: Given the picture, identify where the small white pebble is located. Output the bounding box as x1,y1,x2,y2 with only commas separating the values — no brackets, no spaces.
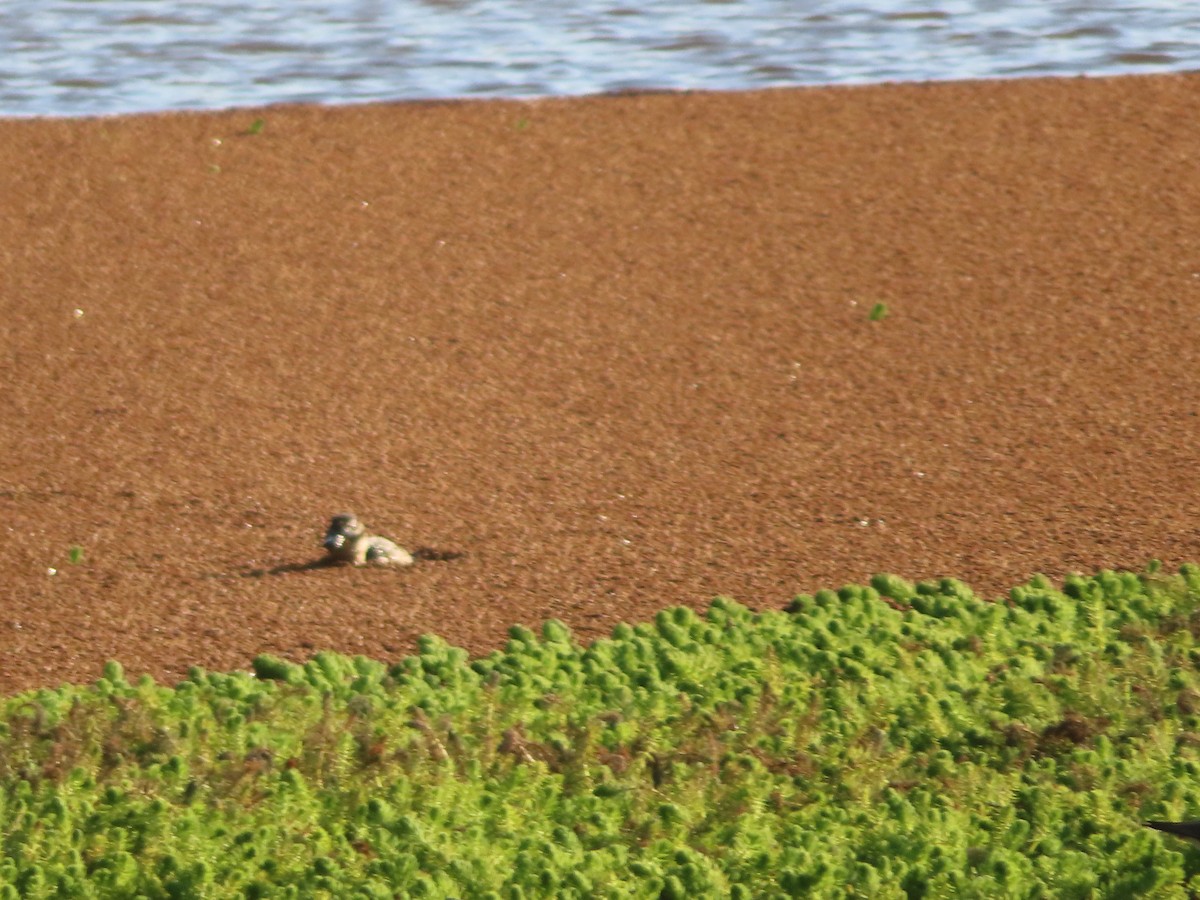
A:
72,308,84,318
47,567,57,576
915,471,926,477
360,200,369,207
211,138,222,146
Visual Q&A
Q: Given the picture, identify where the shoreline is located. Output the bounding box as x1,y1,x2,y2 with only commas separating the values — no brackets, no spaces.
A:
1,68,1185,123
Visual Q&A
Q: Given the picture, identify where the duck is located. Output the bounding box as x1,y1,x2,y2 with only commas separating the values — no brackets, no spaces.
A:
322,513,414,566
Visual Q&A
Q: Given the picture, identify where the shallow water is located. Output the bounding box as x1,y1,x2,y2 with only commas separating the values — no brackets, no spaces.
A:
2,0,1198,117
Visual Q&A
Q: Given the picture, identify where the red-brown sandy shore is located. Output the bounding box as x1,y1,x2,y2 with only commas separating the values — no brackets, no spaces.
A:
2,74,1199,696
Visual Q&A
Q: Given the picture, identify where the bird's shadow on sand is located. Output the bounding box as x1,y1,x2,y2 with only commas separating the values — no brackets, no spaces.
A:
240,548,466,578
240,558,340,578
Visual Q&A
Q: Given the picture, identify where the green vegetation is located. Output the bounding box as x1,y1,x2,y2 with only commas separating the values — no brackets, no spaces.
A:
67,546,84,566
869,302,889,321
6,566,1200,896
245,118,266,136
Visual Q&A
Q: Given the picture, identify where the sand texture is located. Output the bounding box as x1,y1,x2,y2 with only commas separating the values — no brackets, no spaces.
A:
3,74,1199,694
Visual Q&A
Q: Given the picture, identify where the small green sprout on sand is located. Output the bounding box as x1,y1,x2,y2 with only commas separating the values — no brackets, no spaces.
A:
516,117,530,131
869,302,889,321
245,118,266,136
68,545,84,565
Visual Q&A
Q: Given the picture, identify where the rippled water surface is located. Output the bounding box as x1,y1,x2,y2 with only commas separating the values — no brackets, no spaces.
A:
2,1,1198,117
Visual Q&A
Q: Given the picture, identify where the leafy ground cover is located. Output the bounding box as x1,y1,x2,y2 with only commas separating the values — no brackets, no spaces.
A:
5,566,1200,897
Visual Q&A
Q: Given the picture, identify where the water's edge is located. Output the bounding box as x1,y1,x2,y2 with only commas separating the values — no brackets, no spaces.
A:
3,0,1198,118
